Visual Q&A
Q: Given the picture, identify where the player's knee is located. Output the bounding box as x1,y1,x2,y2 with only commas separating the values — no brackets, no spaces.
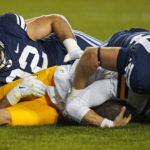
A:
83,47,98,68
0,109,11,125
84,47,97,58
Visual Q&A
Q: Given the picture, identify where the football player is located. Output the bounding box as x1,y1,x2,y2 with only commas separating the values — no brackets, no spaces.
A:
0,13,102,86
0,60,131,127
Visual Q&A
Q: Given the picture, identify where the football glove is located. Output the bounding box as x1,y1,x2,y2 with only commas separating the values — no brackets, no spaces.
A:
7,76,47,105
63,38,83,62
64,49,83,63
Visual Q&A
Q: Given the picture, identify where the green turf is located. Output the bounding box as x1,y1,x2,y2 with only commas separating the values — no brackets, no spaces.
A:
0,0,150,150
0,124,150,150
1,0,150,40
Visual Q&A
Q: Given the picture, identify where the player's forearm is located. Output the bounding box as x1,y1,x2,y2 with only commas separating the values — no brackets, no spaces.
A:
82,109,104,126
51,15,76,42
83,106,131,127
65,96,114,127
0,97,11,108
26,14,75,42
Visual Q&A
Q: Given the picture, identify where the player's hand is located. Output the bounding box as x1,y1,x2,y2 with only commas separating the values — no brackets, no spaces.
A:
7,76,47,105
113,106,132,127
64,49,83,63
19,76,47,97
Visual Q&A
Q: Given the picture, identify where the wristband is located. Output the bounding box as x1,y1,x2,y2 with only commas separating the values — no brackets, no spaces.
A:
100,118,114,128
6,85,21,105
63,38,80,52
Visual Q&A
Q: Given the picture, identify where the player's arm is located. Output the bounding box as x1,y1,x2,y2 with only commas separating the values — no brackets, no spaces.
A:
26,14,75,41
82,107,131,127
26,14,83,61
65,97,131,127
65,88,131,127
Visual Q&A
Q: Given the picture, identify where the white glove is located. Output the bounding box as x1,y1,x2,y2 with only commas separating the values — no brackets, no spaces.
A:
64,49,83,63
7,76,47,105
63,38,83,62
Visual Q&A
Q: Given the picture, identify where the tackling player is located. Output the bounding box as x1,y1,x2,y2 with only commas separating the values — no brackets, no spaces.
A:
70,28,150,95
0,12,102,86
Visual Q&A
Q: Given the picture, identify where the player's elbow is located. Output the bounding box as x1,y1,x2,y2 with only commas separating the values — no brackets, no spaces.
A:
55,14,68,23
46,14,69,24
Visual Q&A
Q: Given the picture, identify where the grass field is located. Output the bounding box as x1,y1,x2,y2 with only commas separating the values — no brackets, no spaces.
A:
0,0,150,150
0,124,150,150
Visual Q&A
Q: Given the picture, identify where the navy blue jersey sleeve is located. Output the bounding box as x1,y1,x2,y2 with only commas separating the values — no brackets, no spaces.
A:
0,13,27,35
